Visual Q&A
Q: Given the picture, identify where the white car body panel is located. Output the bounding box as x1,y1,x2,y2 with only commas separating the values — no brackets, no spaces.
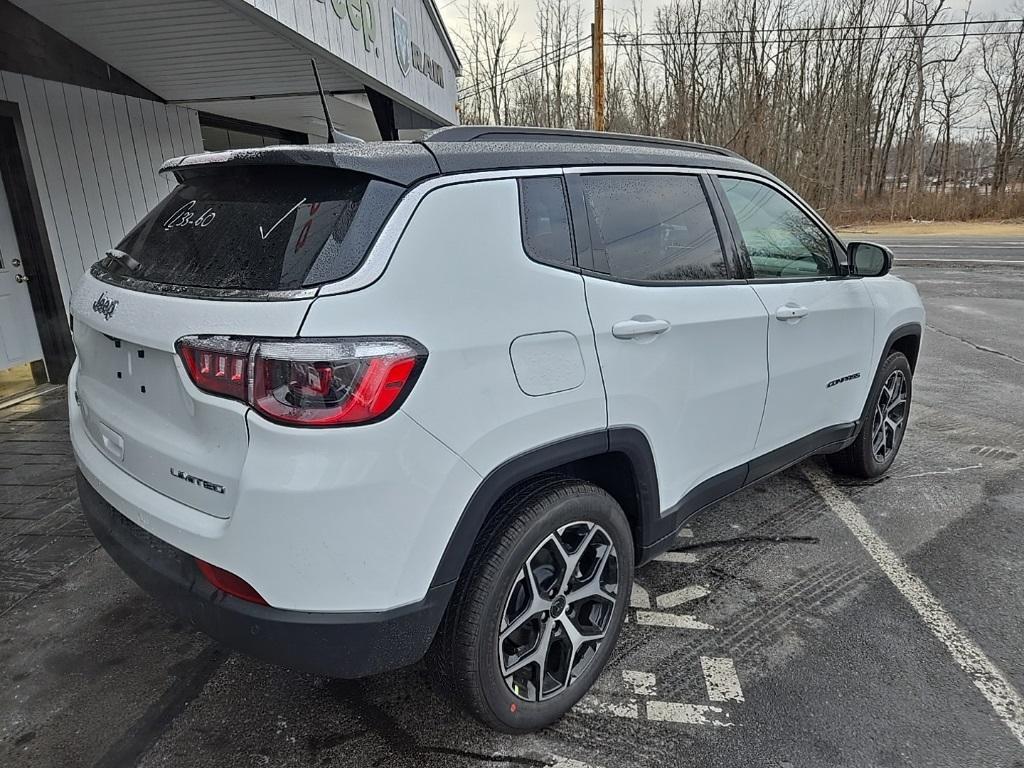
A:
750,278,875,454
862,274,927,366
301,178,608,479
71,368,481,611
582,278,769,509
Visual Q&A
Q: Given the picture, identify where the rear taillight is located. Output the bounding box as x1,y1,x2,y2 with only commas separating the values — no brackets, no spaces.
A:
178,337,250,399
175,336,426,427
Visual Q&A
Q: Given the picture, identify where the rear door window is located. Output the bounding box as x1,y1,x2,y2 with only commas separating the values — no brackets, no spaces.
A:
579,174,728,282
105,167,401,291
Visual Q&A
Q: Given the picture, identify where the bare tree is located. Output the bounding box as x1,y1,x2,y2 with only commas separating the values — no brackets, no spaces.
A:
979,13,1024,200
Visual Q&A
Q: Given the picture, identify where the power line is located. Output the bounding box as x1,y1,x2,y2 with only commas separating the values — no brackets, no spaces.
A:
631,16,1024,39
459,38,593,101
458,35,590,97
455,16,1024,101
611,29,1020,48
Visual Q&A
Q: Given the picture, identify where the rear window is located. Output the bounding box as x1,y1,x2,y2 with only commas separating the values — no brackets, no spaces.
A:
105,167,401,291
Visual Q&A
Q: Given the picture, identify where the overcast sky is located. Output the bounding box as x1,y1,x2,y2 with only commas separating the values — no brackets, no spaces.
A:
440,0,1015,48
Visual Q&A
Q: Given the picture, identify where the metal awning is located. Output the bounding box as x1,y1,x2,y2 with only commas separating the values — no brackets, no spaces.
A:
11,0,458,139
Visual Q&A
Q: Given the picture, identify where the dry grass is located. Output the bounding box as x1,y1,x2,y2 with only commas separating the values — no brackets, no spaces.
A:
836,220,1024,238
820,190,1024,228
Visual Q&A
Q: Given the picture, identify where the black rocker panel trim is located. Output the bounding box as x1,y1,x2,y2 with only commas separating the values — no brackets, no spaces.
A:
432,421,870,587
638,422,859,563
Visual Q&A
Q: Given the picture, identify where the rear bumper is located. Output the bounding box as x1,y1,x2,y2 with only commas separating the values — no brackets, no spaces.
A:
77,471,453,678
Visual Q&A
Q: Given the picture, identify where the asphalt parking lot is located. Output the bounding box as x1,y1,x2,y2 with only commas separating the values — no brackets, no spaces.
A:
2,234,1023,768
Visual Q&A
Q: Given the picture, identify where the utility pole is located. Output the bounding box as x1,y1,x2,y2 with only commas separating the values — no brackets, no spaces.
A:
592,0,605,131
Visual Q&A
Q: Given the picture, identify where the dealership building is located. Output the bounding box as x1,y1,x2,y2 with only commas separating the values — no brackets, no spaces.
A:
0,0,460,398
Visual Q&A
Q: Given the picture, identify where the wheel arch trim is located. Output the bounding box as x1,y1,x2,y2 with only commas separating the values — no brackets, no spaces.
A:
860,322,921,424
429,427,660,588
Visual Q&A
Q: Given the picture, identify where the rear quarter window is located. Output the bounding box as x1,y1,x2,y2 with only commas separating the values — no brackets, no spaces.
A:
518,176,574,268
105,167,402,291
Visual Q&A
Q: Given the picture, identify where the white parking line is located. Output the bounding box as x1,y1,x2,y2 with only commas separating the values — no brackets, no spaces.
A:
653,551,698,564
646,702,733,726
804,465,1024,748
677,527,694,538
635,611,714,630
656,584,710,609
700,657,745,702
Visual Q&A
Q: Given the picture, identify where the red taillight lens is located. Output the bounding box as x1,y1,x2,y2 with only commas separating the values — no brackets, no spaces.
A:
250,339,424,426
195,558,268,605
176,336,426,427
177,337,249,400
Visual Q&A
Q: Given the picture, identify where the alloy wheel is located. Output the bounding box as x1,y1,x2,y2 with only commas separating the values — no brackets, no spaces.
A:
871,369,908,463
498,521,619,702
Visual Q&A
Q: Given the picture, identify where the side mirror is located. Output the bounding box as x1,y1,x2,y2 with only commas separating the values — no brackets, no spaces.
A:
847,241,893,277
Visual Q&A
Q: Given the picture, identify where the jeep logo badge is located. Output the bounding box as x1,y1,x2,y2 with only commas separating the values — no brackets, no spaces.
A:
92,292,119,321
393,8,411,76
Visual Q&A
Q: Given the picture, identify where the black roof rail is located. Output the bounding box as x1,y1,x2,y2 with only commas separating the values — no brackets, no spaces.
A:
424,125,742,159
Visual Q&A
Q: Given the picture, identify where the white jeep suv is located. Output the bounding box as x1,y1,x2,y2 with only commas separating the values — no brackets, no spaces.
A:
70,126,924,732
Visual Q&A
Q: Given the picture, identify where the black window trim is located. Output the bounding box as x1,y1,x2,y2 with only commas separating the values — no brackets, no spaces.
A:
708,171,849,283
564,169,740,288
516,174,581,273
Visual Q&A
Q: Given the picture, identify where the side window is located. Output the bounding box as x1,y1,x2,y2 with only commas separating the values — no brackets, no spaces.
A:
719,178,835,279
580,174,727,282
518,177,574,268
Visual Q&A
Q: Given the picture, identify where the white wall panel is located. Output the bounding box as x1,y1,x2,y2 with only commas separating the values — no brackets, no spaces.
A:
0,71,200,312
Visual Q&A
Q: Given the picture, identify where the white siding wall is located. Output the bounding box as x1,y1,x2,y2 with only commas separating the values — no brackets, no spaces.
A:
0,71,202,309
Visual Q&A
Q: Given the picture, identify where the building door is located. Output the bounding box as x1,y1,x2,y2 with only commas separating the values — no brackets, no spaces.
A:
0,166,44,374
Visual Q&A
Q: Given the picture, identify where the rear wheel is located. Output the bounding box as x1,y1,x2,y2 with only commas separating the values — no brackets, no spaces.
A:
428,477,633,733
827,352,912,478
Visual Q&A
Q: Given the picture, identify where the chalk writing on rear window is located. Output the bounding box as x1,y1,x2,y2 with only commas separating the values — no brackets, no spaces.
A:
163,200,216,230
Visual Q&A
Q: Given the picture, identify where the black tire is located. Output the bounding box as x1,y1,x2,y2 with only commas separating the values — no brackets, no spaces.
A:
427,475,633,733
827,351,913,478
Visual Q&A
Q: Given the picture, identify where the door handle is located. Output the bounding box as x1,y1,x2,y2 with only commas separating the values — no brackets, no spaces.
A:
14,274,28,284
612,317,671,339
775,304,808,321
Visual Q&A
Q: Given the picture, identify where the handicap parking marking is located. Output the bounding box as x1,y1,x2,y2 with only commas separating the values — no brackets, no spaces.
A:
629,583,651,609
646,701,733,726
653,551,698,564
656,584,710,609
804,464,1024,748
575,695,640,719
700,656,745,702
576,664,744,726
622,670,658,696
634,610,715,630
549,758,605,768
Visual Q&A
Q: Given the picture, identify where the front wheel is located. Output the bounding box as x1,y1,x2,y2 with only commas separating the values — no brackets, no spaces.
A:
428,477,633,733
827,351,912,478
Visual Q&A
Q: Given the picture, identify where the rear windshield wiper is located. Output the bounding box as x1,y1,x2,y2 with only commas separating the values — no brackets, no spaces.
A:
105,248,141,272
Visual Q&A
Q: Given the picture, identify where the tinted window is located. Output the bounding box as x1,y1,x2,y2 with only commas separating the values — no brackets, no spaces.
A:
581,174,727,281
719,178,835,278
106,167,399,291
519,177,573,268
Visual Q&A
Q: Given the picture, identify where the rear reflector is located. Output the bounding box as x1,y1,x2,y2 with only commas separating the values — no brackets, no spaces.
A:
195,559,268,605
175,336,426,427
